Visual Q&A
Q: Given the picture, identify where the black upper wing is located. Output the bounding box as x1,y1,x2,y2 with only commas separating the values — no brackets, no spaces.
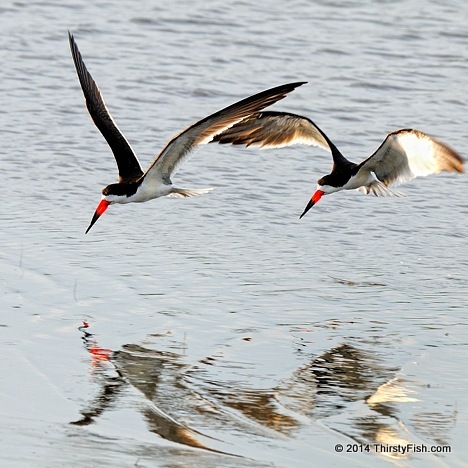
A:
69,32,143,183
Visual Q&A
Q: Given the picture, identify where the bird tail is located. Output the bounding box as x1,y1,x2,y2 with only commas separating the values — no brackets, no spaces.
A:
169,187,214,198
357,181,405,197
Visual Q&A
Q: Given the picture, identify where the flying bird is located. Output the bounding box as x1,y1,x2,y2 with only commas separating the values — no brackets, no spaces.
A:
68,32,305,232
213,111,464,218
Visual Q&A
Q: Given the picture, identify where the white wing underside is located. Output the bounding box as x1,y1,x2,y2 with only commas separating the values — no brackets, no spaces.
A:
141,83,306,185
148,116,282,184
359,129,464,189
213,112,331,152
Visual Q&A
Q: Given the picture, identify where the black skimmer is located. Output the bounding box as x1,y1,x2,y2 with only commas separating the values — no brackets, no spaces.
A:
68,32,305,233
212,111,464,218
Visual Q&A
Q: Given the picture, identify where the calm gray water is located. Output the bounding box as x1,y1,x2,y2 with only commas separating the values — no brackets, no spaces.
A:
1,0,467,466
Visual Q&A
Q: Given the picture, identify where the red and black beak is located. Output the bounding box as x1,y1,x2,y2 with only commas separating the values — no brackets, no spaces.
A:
85,200,110,234
299,190,325,219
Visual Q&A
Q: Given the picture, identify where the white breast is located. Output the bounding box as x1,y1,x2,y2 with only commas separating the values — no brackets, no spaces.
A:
129,179,173,203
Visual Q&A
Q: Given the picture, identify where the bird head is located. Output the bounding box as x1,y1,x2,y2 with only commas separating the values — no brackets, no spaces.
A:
85,183,135,234
299,177,341,219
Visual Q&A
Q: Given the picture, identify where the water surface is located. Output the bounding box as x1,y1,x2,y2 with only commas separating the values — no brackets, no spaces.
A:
0,0,467,466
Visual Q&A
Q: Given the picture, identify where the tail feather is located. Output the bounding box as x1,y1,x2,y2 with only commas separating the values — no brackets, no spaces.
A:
357,181,405,197
169,187,214,198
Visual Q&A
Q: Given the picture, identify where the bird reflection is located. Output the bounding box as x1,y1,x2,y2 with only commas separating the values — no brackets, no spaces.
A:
72,323,456,460
71,323,223,454
71,322,121,426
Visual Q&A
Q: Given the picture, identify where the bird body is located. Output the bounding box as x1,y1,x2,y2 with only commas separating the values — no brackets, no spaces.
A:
213,111,464,217
69,32,305,232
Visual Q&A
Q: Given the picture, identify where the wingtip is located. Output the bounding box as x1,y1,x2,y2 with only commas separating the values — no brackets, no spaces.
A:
68,30,76,51
272,81,307,96
286,81,307,91
266,81,307,105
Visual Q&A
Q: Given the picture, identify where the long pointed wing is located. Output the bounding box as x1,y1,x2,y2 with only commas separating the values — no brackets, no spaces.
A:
359,129,464,187
143,84,306,183
212,111,331,152
69,32,143,183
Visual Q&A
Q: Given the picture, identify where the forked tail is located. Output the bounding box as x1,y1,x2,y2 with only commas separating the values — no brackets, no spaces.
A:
358,181,405,197
169,187,214,198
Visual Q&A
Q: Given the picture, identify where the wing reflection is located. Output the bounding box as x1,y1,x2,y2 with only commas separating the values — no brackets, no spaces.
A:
278,343,455,459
